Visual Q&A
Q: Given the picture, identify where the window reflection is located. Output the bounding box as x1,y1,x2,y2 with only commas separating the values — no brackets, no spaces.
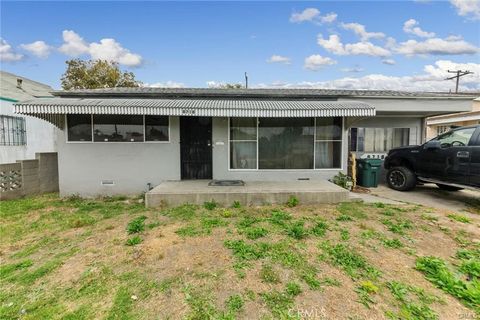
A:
93,115,144,142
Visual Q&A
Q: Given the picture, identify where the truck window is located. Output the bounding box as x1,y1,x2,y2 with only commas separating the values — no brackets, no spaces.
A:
435,127,476,148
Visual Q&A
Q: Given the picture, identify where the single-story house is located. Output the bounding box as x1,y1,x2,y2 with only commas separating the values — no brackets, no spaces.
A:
1,71,58,164
426,97,480,140
14,88,475,196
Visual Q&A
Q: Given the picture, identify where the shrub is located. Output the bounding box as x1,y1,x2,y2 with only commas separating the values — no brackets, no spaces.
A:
126,216,147,234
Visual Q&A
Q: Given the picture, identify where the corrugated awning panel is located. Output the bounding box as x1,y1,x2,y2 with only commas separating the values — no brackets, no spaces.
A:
15,98,376,127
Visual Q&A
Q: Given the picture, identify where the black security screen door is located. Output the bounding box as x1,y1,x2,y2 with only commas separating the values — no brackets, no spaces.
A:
180,117,213,179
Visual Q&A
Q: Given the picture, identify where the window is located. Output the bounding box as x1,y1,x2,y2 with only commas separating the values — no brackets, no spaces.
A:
436,125,451,136
259,118,314,169
93,115,143,142
229,117,342,170
435,127,475,148
67,114,92,142
67,115,170,143
315,117,342,168
0,115,26,146
230,118,257,169
351,127,410,152
145,116,169,141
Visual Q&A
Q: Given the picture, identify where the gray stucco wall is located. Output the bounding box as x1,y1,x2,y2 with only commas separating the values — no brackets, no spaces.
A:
57,116,180,196
211,117,349,181
56,114,426,196
1,100,58,164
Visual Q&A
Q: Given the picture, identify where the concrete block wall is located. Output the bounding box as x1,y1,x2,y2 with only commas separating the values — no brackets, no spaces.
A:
0,152,59,200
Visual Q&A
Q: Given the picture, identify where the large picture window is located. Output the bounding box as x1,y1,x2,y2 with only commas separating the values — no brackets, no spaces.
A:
259,118,314,169
351,127,410,152
94,115,144,142
229,117,342,170
66,115,169,142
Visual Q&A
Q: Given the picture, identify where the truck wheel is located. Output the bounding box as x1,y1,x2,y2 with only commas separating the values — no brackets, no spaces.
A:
436,184,463,191
386,166,416,191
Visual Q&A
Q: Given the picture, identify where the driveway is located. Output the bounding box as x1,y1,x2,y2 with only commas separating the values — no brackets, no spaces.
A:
355,182,480,213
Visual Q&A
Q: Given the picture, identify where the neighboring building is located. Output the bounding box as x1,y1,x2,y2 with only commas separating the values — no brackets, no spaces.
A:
426,97,480,140
0,71,58,163
14,88,474,196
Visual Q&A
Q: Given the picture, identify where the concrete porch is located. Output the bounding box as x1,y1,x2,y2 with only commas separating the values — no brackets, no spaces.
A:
145,180,349,207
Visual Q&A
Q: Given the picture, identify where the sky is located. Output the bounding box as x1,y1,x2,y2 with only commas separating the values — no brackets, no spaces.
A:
1,0,479,91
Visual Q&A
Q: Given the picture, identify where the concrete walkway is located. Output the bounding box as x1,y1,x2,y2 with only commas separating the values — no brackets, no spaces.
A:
352,183,479,212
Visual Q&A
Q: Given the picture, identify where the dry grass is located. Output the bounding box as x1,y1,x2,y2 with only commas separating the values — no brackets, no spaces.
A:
0,194,479,320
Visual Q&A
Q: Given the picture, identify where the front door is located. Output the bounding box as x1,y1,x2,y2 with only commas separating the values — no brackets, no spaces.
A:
180,117,212,179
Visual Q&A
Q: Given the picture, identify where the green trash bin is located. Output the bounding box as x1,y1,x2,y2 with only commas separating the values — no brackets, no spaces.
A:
357,158,383,188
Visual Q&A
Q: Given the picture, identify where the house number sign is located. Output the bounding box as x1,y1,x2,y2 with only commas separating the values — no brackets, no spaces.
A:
181,109,196,115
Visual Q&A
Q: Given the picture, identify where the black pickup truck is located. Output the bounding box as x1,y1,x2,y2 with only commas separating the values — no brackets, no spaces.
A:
384,125,480,191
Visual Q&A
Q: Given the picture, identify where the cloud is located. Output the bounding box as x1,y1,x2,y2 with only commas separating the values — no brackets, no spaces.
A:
255,60,480,92
267,55,291,64
403,19,435,38
340,22,385,41
317,34,391,57
395,37,478,56
59,30,143,67
450,0,480,20
20,41,52,58
143,81,185,88
0,38,23,62
320,13,338,24
89,39,142,67
382,59,396,65
289,8,337,24
304,54,337,70
59,30,89,56
340,67,365,73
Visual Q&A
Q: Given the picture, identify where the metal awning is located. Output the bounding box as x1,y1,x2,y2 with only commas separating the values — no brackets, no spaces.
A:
15,98,375,128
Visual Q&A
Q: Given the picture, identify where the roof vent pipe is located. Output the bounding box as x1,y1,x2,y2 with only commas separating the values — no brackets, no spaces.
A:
16,78,23,89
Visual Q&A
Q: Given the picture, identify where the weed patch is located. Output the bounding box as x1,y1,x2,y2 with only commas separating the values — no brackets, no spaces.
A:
319,242,380,280
125,236,143,246
447,213,471,224
416,256,479,312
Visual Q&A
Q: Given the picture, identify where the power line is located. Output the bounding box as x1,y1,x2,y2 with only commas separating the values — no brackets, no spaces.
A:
445,70,474,93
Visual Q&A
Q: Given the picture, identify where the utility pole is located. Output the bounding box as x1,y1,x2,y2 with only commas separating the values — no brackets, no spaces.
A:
244,72,248,89
445,70,473,93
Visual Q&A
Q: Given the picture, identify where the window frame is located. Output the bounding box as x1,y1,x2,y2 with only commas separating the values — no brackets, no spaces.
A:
0,115,27,146
350,127,410,153
65,114,171,144
228,117,344,171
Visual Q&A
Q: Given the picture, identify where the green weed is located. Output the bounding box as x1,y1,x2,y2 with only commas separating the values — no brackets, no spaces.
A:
310,220,328,237
416,256,479,312
125,236,143,246
204,200,218,210
286,195,299,207
126,216,147,234
260,264,280,284
447,213,471,224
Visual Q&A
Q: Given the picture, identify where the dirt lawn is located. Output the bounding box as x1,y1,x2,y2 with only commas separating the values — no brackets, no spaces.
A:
0,194,479,320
